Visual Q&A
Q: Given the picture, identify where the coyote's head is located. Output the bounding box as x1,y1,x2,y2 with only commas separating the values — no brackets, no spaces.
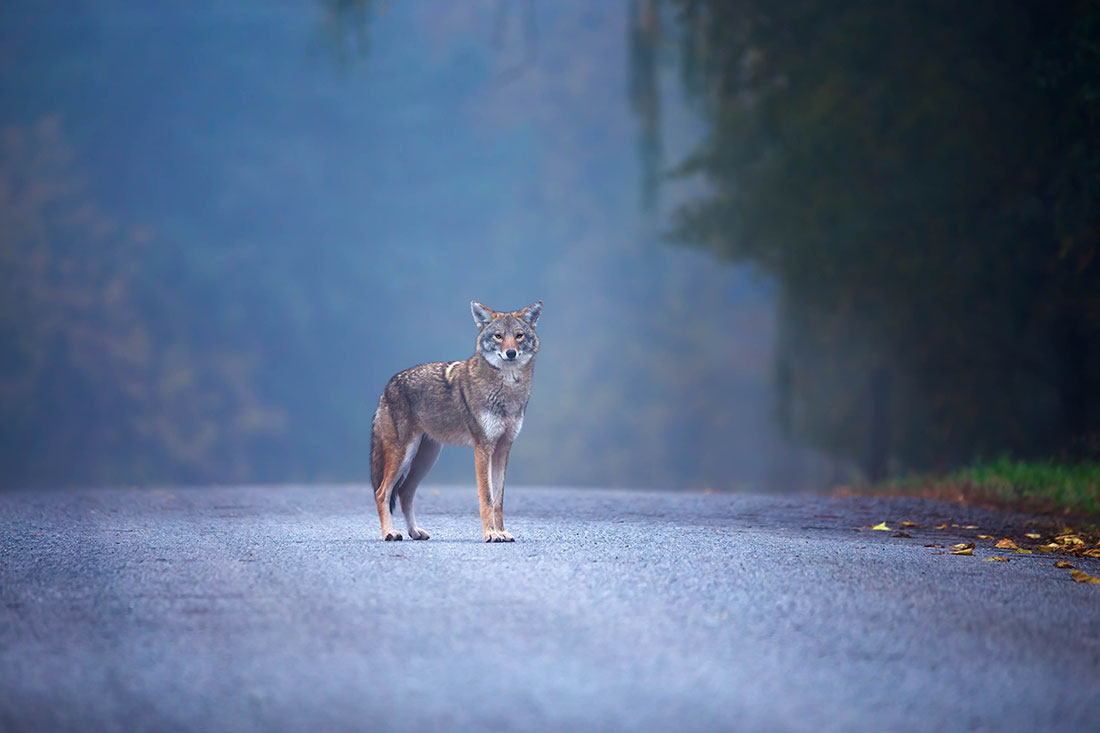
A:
471,300,542,369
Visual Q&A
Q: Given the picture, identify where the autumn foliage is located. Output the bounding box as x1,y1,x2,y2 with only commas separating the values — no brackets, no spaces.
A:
0,119,284,487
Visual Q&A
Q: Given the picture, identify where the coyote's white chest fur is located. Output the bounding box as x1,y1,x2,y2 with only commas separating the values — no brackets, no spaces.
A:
479,409,523,443
479,411,507,442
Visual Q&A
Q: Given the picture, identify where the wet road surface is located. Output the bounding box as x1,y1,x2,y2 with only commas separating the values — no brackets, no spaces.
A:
2,485,1098,731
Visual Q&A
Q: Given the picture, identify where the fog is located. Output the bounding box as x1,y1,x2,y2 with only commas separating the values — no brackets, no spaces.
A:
0,1,814,491
6,1,1097,492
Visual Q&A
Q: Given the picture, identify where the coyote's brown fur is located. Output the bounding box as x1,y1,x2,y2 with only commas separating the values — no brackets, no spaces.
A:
370,300,542,542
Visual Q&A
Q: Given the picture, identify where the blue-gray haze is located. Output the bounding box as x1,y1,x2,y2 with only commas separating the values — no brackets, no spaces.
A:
0,1,817,490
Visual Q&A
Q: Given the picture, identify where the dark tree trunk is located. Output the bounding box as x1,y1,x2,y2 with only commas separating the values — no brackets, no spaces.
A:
866,366,891,483
1055,312,1095,458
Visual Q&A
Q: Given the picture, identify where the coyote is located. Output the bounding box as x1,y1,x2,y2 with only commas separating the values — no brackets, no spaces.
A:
370,300,542,542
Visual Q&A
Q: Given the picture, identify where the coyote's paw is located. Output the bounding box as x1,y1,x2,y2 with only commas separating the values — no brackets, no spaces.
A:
383,531,403,541
484,530,515,542
408,527,431,540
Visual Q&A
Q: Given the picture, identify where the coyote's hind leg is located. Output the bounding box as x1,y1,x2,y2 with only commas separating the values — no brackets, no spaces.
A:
397,436,441,540
375,436,422,541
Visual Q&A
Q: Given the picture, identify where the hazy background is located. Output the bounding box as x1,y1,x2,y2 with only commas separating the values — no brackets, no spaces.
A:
2,1,1097,491
0,1,805,491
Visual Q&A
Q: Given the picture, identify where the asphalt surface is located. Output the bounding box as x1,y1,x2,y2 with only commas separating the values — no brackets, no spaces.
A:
1,485,1098,732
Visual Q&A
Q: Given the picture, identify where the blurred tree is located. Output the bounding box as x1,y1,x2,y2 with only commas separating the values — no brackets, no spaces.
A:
313,0,376,67
0,118,284,487
636,0,1100,477
629,0,664,210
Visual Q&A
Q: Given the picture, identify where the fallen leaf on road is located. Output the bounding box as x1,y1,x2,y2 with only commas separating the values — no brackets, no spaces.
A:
1083,549,1100,558
1024,533,1041,539
995,538,1019,550
924,543,944,548
1014,549,1033,554
935,524,949,530
893,531,912,538
1054,560,1075,569
977,535,994,540
1035,543,1060,553
1070,570,1100,584
983,557,1009,562
900,521,920,528
963,525,979,529
871,522,891,531
1056,534,1084,546
952,542,974,549
951,546,974,556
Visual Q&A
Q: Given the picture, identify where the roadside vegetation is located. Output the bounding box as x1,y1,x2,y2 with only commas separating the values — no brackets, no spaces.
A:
849,458,1100,518
846,457,1100,582
638,2,1100,483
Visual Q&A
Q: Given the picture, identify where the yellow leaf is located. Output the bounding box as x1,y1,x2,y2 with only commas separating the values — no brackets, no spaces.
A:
1014,549,1033,554
1035,544,1060,553
951,547,974,556
994,538,1018,550
1054,560,1075,569
1083,549,1100,558
871,522,891,531
963,525,979,529
1024,533,1041,539
952,543,974,550
1070,570,1100,584
1056,534,1084,546
977,535,994,540
935,524,949,530
899,521,920,528
983,557,1010,562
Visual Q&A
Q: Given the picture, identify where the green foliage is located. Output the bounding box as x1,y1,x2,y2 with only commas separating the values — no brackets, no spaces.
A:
643,0,1100,477
879,458,1100,516
950,458,1100,516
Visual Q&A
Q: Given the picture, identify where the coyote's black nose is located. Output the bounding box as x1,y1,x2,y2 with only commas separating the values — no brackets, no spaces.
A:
505,349,517,360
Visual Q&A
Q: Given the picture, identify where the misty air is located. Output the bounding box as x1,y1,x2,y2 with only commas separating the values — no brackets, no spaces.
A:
2,2,1098,730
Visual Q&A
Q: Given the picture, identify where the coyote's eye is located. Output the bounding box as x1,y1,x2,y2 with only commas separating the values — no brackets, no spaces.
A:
515,333,525,341
492,333,503,341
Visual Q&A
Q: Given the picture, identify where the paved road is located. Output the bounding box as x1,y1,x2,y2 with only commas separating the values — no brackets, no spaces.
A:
1,485,1098,732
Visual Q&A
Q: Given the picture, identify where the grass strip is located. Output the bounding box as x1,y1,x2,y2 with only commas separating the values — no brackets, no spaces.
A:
843,457,1100,517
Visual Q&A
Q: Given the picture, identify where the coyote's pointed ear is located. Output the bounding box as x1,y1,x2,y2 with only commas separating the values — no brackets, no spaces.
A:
471,301,495,329
520,300,543,327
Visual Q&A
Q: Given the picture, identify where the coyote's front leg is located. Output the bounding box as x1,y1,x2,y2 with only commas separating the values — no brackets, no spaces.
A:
475,442,513,542
490,438,513,542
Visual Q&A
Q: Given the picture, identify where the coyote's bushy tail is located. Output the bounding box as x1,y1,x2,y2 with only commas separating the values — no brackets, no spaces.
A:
370,418,399,512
